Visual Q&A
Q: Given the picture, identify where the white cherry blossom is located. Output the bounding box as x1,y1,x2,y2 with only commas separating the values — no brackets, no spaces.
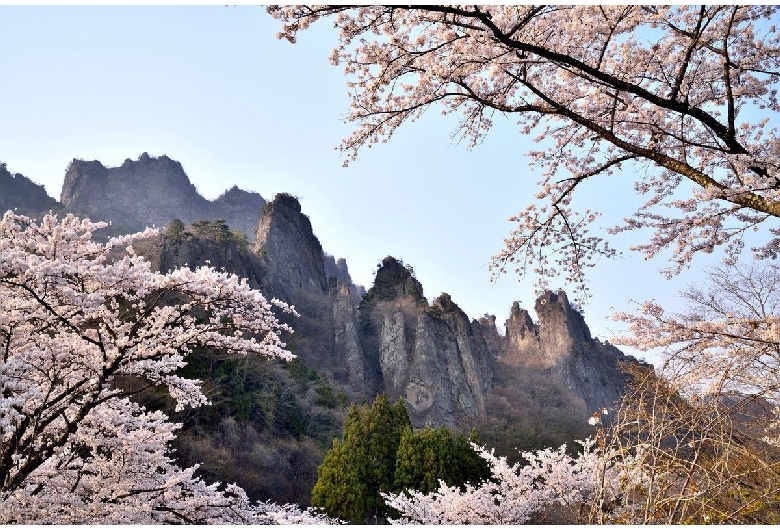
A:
269,5,780,301
0,211,333,524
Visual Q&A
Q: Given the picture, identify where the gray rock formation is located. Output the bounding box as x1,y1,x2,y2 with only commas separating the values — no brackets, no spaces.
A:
533,291,637,413
331,281,367,394
1,155,647,438
251,193,370,396
356,258,644,429
0,162,60,218
137,232,266,290
60,153,265,240
253,193,328,299
213,185,269,241
357,258,493,428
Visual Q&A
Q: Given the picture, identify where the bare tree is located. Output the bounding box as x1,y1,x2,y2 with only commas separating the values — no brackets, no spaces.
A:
604,262,780,524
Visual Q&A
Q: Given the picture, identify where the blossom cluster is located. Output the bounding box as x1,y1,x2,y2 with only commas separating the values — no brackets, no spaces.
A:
0,211,333,524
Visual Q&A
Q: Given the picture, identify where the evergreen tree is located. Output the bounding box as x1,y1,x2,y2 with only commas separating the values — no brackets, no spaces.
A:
394,426,491,495
312,394,492,522
190,219,234,242
310,439,366,522
393,426,447,494
311,394,411,523
164,218,185,239
452,429,492,489
363,394,396,520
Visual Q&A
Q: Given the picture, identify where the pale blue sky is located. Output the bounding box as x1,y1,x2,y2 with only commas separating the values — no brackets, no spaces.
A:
0,6,739,363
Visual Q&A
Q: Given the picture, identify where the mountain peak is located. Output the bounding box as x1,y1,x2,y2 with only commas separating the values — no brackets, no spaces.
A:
253,192,327,297
58,153,264,240
369,256,425,302
0,162,60,217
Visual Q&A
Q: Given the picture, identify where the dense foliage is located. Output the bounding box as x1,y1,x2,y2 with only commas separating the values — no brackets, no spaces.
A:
165,218,249,250
310,394,491,523
393,426,490,495
163,355,349,506
311,393,410,523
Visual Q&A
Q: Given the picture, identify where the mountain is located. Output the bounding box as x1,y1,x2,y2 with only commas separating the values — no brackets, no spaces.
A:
238,192,644,427
356,257,641,434
1,153,646,426
0,154,649,502
131,185,643,429
355,258,493,427
60,153,265,240
0,162,60,217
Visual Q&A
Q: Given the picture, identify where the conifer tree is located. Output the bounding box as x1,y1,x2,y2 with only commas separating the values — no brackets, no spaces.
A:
394,426,491,495
311,394,411,523
309,438,366,523
394,426,452,494
312,394,491,522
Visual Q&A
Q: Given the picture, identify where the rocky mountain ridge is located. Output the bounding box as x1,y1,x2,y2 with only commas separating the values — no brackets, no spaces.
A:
146,187,643,430
61,153,266,240
0,162,59,217
1,154,645,432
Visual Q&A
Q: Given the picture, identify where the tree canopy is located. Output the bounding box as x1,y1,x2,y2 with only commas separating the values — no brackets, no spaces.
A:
0,211,329,523
311,393,409,523
393,425,490,495
310,394,490,523
269,5,780,299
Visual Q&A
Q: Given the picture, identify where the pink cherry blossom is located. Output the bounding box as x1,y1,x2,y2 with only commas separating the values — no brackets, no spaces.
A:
268,5,780,301
0,211,333,523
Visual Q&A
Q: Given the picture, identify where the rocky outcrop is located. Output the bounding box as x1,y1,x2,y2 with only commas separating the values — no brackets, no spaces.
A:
324,254,350,284
60,153,265,240
253,193,328,299
358,258,493,428
353,258,644,428
2,155,647,437
480,290,645,415
136,232,267,291
0,162,60,217
251,193,370,393
325,253,365,301
331,281,368,396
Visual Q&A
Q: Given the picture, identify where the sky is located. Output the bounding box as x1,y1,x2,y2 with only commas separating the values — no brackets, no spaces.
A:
0,5,744,365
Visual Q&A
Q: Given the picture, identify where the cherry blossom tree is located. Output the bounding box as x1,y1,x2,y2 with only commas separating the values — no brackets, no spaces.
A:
386,363,780,525
603,263,780,523
0,211,333,524
614,260,780,403
268,5,780,298
383,437,631,524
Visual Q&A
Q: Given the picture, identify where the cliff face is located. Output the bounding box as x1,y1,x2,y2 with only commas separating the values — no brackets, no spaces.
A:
488,290,640,415
3,154,646,434
0,163,60,217
137,233,267,291
213,185,268,240
60,153,265,240
253,193,328,299
332,281,368,392
250,193,373,399
353,257,641,429
357,258,493,428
